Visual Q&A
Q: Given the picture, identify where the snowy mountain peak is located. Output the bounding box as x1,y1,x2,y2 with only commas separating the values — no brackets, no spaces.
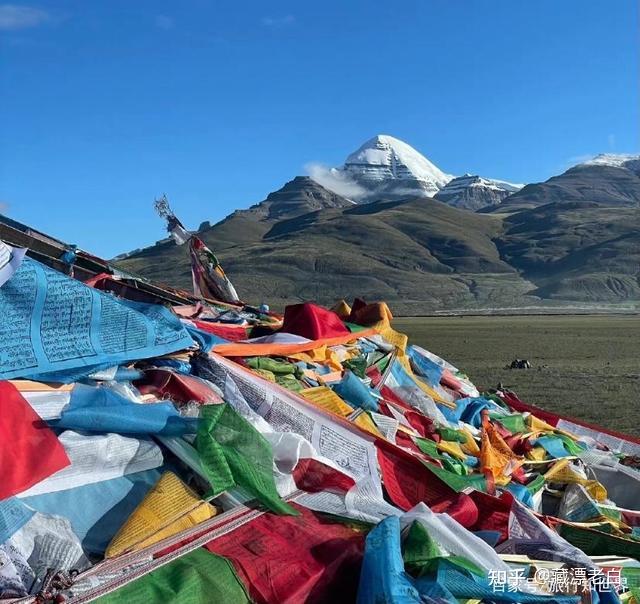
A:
307,134,525,209
434,174,524,211
580,153,640,169
344,134,452,192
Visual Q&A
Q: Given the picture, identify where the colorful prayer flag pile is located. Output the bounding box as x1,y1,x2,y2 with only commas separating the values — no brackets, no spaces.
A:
0,231,639,604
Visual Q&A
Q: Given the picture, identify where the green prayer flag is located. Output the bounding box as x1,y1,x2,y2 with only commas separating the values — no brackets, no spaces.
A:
343,355,368,378
402,521,484,578
95,548,251,604
196,404,298,516
441,457,466,476
559,523,640,559
437,427,467,443
597,505,623,523
422,461,488,493
555,433,586,456
375,353,392,374
196,406,234,496
275,373,304,392
491,413,527,434
622,567,640,590
344,321,369,333
525,474,546,494
403,520,442,575
415,437,446,461
247,357,301,376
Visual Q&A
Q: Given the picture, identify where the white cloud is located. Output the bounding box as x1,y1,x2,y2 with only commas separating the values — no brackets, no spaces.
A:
261,15,295,27
0,4,49,30
567,153,595,166
608,133,616,149
155,14,174,30
305,163,366,201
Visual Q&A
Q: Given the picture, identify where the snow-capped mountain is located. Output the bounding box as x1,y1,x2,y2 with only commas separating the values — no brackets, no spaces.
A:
118,140,640,307
496,153,640,212
309,134,523,209
434,174,524,211
342,134,453,199
581,153,640,170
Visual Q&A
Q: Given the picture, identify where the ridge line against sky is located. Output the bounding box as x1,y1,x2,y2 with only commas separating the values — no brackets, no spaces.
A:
0,0,638,258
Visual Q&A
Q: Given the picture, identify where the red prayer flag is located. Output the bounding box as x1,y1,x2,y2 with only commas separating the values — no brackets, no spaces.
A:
135,369,224,405
205,503,364,604
292,458,356,494
281,303,349,340
0,381,69,499
191,319,251,342
376,444,456,510
468,491,513,542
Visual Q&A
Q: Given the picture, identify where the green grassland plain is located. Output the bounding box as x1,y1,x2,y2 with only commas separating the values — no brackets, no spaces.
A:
393,315,640,437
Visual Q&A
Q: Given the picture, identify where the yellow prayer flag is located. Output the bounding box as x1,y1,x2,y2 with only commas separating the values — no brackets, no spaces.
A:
105,471,216,558
460,427,480,456
300,387,382,436
527,446,548,462
437,440,468,460
354,413,383,437
543,459,608,502
300,386,354,416
330,299,352,320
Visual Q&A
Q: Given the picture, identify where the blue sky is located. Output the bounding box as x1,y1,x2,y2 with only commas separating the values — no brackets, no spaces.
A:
1,0,637,258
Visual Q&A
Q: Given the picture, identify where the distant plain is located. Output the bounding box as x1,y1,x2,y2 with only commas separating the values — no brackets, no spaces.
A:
393,315,640,437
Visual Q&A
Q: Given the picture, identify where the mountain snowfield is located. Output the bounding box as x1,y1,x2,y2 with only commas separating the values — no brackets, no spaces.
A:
311,134,523,209
577,154,640,181
344,134,453,194
582,153,640,169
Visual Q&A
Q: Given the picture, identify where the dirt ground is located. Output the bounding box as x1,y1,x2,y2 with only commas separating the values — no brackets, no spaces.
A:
393,315,640,437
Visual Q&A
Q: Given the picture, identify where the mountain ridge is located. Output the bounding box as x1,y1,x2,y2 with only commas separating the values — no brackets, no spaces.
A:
116,157,640,312
492,162,640,212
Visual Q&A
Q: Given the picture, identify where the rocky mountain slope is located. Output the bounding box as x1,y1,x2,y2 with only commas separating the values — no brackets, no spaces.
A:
233,176,355,220
434,175,523,210
490,154,640,213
